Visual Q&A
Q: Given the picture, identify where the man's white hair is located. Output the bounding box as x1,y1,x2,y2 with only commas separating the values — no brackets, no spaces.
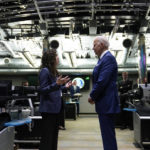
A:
95,36,109,48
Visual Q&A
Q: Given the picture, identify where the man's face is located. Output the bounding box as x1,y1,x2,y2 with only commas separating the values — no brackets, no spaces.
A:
93,39,104,57
122,73,128,80
73,81,77,86
24,82,29,86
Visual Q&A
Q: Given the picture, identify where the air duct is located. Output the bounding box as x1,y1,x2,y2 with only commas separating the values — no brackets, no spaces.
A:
122,38,133,64
49,38,67,67
0,58,31,68
0,69,39,75
49,40,59,49
123,39,132,48
0,67,146,75
3,58,11,64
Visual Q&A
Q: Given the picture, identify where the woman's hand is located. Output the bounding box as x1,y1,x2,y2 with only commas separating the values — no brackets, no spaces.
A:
56,76,70,85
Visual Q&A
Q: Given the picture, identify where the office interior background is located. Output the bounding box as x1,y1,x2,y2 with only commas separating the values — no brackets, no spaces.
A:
0,0,150,150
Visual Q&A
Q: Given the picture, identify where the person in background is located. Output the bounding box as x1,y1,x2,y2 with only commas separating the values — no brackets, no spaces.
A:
133,78,139,89
118,72,133,94
70,80,80,116
70,80,80,97
118,71,133,130
22,81,29,86
39,49,71,150
59,87,68,130
88,36,120,150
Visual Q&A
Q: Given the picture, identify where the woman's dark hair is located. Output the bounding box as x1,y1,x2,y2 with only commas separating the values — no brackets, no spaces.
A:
40,49,59,77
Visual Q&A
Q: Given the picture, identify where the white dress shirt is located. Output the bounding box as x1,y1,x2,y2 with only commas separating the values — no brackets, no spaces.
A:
100,50,109,59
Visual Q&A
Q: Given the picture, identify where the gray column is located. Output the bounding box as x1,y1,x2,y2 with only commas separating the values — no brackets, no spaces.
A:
43,36,49,52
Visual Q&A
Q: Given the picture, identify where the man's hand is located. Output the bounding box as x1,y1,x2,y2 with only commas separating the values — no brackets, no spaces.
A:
65,81,72,88
88,97,95,104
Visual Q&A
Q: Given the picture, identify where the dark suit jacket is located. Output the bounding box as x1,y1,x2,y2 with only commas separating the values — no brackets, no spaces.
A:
70,85,80,97
39,67,61,114
118,80,133,94
90,51,120,114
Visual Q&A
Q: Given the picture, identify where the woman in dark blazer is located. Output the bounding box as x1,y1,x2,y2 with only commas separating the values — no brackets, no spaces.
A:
39,49,70,150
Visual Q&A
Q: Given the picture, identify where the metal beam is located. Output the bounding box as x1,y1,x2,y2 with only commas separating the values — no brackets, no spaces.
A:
33,0,48,36
0,26,7,40
139,5,150,33
109,17,119,40
33,0,44,22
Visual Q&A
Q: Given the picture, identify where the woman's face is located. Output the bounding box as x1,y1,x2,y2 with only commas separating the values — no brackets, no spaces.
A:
56,55,59,65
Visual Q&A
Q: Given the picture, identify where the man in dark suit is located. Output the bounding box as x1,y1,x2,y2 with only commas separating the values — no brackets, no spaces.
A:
88,36,120,150
118,72,133,94
70,80,80,116
70,80,80,97
118,72,133,129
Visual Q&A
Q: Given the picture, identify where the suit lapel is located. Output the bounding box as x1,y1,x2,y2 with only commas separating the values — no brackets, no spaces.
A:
92,51,110,83
92,59,101,83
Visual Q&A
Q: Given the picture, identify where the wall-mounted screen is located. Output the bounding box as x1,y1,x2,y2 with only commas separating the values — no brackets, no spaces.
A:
70,75,90,91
